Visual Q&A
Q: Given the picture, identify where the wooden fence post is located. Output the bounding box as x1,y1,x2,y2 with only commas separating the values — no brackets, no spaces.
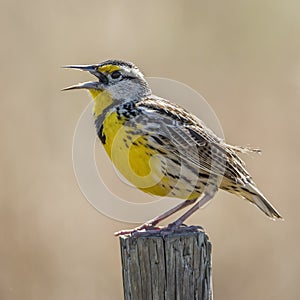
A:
119,229,212,300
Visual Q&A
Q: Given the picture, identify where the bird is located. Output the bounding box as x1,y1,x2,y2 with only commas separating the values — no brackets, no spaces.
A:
63,59,283,235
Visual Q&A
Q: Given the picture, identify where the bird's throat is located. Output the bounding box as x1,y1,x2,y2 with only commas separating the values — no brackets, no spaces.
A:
89,89,113,118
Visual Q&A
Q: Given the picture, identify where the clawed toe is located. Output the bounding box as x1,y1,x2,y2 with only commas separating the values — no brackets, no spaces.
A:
115,221,204,237
114,223,161,237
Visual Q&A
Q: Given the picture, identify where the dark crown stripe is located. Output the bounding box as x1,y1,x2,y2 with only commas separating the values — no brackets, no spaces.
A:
98,59,137,69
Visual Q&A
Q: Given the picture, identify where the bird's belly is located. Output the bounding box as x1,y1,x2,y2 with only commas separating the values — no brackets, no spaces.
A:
100,112,204,200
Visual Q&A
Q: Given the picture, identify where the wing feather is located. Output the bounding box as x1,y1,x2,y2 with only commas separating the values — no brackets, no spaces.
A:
135,96,256,185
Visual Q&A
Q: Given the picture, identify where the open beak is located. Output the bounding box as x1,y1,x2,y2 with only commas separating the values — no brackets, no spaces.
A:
62,64,108,91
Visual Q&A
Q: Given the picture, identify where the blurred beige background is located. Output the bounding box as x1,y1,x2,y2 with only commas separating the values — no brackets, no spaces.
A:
1,1,300,299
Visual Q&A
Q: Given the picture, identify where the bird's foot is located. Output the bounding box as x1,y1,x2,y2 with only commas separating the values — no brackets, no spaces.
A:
114,223,161,237
115,222,203,237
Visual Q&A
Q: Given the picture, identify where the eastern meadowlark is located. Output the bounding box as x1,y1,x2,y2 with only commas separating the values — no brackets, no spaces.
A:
63,59,283,235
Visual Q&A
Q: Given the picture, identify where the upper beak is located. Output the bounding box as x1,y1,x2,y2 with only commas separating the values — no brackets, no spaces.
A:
62,64,98,73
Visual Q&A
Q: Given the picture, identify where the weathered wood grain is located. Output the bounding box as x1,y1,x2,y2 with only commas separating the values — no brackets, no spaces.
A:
119,229,212,300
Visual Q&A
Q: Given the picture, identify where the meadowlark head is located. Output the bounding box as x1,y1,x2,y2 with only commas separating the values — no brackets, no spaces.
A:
63,59,151,100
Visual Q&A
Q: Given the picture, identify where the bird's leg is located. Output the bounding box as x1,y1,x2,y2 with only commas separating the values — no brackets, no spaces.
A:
142,199,197,227
114,199,197,236
166,193,213,231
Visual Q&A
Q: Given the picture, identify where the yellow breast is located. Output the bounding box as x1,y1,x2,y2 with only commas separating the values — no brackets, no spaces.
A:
100,112,200,200
89,89,201,200
101,111,164,192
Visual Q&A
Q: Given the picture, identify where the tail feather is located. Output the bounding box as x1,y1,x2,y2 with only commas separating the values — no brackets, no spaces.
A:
227,144,262,154
225,183,283,220
240,183,283,220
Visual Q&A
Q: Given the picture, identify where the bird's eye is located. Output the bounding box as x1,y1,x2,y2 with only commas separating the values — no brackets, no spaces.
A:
111,70,122,79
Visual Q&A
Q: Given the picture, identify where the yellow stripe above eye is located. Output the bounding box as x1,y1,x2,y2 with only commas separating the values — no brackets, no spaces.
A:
98,65,120,73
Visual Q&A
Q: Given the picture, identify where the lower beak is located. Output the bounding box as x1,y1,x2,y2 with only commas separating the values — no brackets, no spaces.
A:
61,81,99,91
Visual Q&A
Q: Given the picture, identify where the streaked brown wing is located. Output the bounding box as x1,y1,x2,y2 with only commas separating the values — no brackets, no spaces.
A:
136,96,254,184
